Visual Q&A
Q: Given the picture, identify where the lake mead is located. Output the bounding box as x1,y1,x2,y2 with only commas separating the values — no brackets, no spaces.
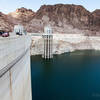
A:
31,50,100,100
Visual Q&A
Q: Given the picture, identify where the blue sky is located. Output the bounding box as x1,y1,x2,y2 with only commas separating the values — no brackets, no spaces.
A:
0,0,100,14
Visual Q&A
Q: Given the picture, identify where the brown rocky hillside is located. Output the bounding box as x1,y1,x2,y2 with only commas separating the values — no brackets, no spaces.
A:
8,7,35,24
92,9,100,31
35,4,93,29
0,12,13,32
0,4,100,35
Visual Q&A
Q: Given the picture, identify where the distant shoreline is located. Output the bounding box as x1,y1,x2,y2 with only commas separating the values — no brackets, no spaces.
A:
31,34,100,55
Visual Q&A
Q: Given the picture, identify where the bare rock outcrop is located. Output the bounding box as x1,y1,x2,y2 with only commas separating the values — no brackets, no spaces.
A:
92,9,100,32
35,4,93,29
31,34,100,55
0,12,13,32
8,7,35,24
27,4,100,35
0,4,100,35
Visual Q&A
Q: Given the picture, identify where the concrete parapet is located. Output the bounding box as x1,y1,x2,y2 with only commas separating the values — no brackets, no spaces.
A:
0,35,32,100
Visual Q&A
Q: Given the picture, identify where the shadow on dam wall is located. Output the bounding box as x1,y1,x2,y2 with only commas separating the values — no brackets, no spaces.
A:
0,36,32,100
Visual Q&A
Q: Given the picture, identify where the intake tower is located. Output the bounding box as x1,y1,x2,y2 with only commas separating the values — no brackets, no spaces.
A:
42,26,53,59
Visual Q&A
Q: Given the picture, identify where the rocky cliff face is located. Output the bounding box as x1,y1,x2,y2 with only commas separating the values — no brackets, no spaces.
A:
31,34,100,55
0,4,100,35
0,7,36,32
92,9,100,32
92,9,100,16
35,4,93,29
0,12,13,32
23,4,100,34
33,4,100,35
8,7,35,24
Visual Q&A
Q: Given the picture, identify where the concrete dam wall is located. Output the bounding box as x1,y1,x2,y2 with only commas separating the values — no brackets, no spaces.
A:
0,36,32,100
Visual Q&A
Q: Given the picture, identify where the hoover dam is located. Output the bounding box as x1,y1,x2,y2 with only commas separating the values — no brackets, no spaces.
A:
0,31,100,100
0,35,32,100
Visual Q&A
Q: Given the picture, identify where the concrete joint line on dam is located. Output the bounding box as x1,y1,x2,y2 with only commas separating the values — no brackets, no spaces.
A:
9,70,13,100
0,48,29,78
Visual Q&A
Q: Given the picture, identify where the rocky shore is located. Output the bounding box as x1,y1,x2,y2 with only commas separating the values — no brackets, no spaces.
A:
31,34,100,55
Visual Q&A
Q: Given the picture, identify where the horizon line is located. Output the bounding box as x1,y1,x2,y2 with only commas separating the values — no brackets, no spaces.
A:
0,3,100,14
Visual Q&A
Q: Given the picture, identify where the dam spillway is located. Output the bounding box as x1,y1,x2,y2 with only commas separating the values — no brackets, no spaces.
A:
0,36,32,100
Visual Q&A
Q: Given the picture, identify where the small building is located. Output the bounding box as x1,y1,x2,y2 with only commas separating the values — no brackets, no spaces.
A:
14,24,26,35
42,26,53,59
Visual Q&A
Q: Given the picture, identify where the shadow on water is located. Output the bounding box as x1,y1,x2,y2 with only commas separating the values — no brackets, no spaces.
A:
31,50,100,100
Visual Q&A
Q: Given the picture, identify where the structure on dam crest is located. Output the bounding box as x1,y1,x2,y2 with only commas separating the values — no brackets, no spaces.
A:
14,25,27,35
0,35,32,100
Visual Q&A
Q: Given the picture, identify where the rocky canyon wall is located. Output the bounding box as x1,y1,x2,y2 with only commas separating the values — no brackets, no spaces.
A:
0,4,100,35
31,34,100,55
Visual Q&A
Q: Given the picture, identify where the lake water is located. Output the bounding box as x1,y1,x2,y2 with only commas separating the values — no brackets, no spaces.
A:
31,50,100,100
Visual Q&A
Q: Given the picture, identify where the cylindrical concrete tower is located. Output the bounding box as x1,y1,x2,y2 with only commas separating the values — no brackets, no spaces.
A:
42,26,53,59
